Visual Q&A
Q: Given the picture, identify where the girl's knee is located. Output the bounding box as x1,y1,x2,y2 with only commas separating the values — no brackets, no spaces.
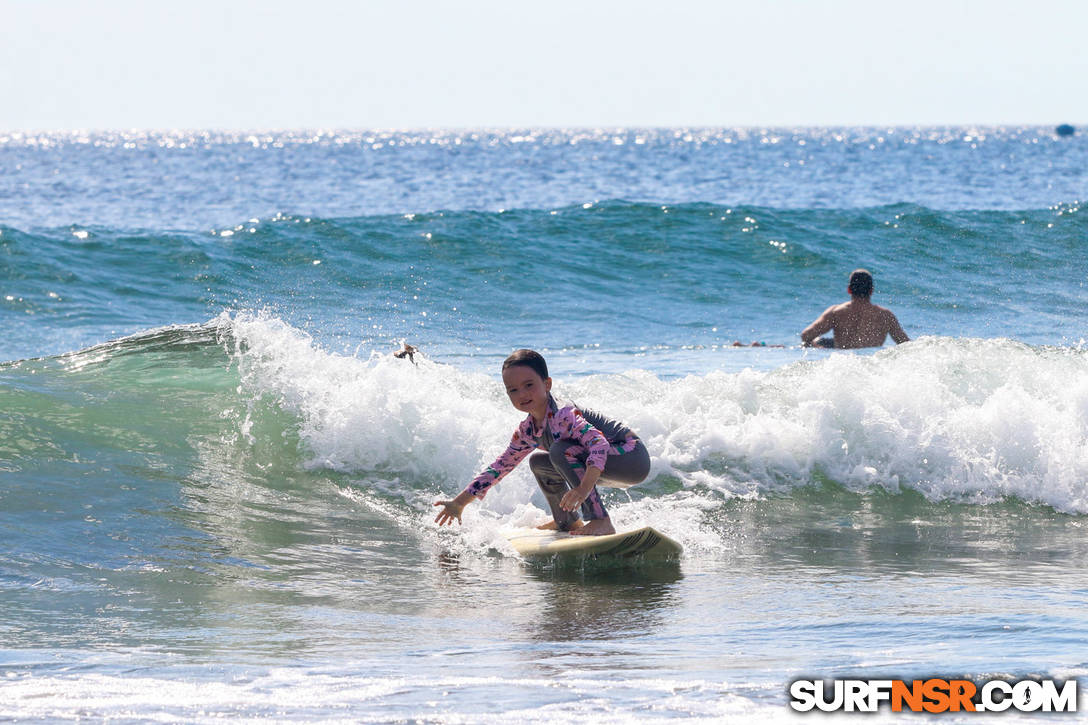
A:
547,449,571,470
550,442,584,464
528,451,552,475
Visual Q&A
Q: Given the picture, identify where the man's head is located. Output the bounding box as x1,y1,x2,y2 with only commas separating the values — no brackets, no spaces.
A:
848,269,874,298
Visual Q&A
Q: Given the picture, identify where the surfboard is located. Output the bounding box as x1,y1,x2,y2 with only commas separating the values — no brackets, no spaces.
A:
504,526,682,561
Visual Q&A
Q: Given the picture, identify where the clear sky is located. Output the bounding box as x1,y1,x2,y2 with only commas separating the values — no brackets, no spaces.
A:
3,0,1086,130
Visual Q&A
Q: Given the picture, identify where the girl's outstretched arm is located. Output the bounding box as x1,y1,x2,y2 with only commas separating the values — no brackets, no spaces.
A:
436,423,536,527
463,425,535,499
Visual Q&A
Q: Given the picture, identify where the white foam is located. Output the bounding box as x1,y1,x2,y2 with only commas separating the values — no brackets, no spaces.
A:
0,668,788,723
224,315,1088,516
227,311,515,490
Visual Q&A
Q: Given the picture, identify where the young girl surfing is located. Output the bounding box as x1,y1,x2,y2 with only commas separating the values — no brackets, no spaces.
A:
434,349,651,536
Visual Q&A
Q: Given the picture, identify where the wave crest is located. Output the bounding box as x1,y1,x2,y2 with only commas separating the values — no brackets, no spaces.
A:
226,315,1088,513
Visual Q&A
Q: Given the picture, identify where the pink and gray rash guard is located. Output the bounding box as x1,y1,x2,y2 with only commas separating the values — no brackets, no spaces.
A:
464,395,639,500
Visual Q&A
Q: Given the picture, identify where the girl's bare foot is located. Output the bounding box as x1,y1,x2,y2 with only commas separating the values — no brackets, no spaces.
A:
570,518,614,536
536,519,585,532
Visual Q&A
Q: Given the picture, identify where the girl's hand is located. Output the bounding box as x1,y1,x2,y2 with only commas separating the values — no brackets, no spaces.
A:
560,482,593,512
433,499,465,526
561,467,602,511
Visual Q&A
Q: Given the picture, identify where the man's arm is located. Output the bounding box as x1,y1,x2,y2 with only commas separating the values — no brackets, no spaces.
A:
887,312,909,344
801,307,836,346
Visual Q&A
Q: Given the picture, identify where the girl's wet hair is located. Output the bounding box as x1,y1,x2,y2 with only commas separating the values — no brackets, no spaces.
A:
502,348,549,380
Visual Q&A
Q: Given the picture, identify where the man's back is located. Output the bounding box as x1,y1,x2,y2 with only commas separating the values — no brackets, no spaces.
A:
802,298,909,349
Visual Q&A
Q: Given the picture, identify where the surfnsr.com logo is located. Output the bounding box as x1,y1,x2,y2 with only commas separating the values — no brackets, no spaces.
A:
789,678,1078,713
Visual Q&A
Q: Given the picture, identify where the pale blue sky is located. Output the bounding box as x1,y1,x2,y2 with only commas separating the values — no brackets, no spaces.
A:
2,0,1086,130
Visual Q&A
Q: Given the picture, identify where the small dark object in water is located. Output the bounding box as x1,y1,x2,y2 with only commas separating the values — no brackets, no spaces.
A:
1056,124,1075,137
393,343,418,363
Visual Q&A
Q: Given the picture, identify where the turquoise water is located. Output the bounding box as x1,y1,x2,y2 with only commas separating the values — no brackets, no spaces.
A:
4,201,1087,364
2,128,1087,721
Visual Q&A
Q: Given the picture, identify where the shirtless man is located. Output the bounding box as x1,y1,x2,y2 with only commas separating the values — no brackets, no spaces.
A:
801,269,909,349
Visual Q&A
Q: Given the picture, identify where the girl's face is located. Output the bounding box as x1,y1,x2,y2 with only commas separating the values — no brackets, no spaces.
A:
501,365,552,418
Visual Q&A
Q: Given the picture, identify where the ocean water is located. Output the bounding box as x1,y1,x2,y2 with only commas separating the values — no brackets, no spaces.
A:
2,127,1087,722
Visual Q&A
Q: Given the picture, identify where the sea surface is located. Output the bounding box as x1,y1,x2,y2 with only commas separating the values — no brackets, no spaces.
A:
2,127,1087,722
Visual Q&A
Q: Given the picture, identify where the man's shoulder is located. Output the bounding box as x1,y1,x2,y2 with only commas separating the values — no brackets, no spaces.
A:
826,301,851,316
871,303,899,319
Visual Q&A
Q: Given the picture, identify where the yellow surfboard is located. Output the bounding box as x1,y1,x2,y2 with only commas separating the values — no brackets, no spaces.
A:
505,526,682,561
